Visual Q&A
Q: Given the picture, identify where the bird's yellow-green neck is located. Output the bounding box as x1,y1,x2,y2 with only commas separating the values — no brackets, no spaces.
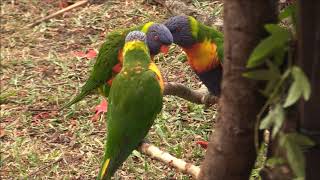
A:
123,41,149,56
122,41,151,70
122,40,164,92
188,16,199,39
141,22,154,33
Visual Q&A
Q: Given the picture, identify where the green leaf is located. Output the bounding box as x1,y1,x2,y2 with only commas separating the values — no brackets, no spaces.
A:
259,104,285,138
279,133,308,178
266,157,285,168
279,4,296,20
273,47,287,66
247,24,290,68
243,69,278,80
266,60,281,77
265,24,291,38
271,105,285,138
284,79,301,107
259,112,273,130
247,36,278,68
283,67,311,107
292,67,311,100
261,79,278,96
288,133,315,147
279,3,297,28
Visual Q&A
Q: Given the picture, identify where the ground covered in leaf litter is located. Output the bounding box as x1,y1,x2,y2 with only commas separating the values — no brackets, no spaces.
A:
0,0,222,179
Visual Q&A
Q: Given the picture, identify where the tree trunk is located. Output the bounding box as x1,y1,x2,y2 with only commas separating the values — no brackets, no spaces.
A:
297,1,320,179
198,1,277,180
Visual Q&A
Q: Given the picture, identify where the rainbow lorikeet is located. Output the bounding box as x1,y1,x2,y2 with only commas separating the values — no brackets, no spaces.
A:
60,22,172,118
97,31,164,179
164,15,224,96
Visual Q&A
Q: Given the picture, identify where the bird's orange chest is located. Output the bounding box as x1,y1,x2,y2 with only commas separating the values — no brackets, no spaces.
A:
183,40,220,73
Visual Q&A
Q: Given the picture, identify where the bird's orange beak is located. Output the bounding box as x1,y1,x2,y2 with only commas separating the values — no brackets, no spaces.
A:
160,45,170,54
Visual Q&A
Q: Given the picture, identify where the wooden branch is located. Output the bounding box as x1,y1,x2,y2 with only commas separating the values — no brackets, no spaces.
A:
27,0,89,28
164,82,218,106
139,142,200,179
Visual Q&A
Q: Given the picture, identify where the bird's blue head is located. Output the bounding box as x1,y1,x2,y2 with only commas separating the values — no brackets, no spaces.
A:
145,23,173,56
125,31,147,43
164,15,196,48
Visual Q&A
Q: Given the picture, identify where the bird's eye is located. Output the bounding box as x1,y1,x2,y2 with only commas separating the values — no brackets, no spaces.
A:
153,35,159,41
176,27,182,32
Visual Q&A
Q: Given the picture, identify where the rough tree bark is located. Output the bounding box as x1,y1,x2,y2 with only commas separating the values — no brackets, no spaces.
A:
297,0,320,179
198,1,277,180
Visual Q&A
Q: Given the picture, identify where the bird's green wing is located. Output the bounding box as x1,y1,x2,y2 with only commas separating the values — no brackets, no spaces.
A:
59,29,128,110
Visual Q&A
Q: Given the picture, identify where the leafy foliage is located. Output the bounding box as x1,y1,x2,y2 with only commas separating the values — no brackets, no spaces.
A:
245,2,314,179
259,104,285,138
279,133,315,177
247,24,290,68
283,67,311,107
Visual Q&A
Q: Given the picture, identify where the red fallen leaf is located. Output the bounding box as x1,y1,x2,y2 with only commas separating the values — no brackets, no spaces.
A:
15,130,25,137
59,0,74,8
0,127,5,138
86,49,97,59
33,112,50,120
100,32,106,38
59,1,68,8
31,118,41,126
91,99,108,122
196,140,208,149
70,119,77,127
73,49,97,59
73,51,86,58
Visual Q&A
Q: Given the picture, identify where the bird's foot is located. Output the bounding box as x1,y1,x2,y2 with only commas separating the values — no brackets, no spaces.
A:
91,99,108,121
196,140,208,149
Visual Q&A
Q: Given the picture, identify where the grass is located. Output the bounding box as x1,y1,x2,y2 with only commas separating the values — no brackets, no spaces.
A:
0,0,222,179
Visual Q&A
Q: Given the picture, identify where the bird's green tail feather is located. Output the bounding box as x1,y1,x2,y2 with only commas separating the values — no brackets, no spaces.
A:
59,79,99,111
98,158,111,180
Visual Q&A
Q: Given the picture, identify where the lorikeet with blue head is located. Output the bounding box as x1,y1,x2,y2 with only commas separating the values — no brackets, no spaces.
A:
97,31,164,179
60,22,172,120
164,15,224,96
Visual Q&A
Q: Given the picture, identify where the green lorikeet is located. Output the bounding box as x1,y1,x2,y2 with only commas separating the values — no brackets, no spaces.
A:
164,15,224,96
97,31,164,179
60,22,172,118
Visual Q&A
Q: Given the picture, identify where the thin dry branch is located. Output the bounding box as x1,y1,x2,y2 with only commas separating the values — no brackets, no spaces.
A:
139,142,200,179
28,157,63,177
27,0,89,28
164,82,218,106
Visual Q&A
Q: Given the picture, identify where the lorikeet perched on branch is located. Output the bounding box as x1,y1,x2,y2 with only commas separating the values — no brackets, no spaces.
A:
165,15,224,96
97,31,164,179
60,22,172,118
